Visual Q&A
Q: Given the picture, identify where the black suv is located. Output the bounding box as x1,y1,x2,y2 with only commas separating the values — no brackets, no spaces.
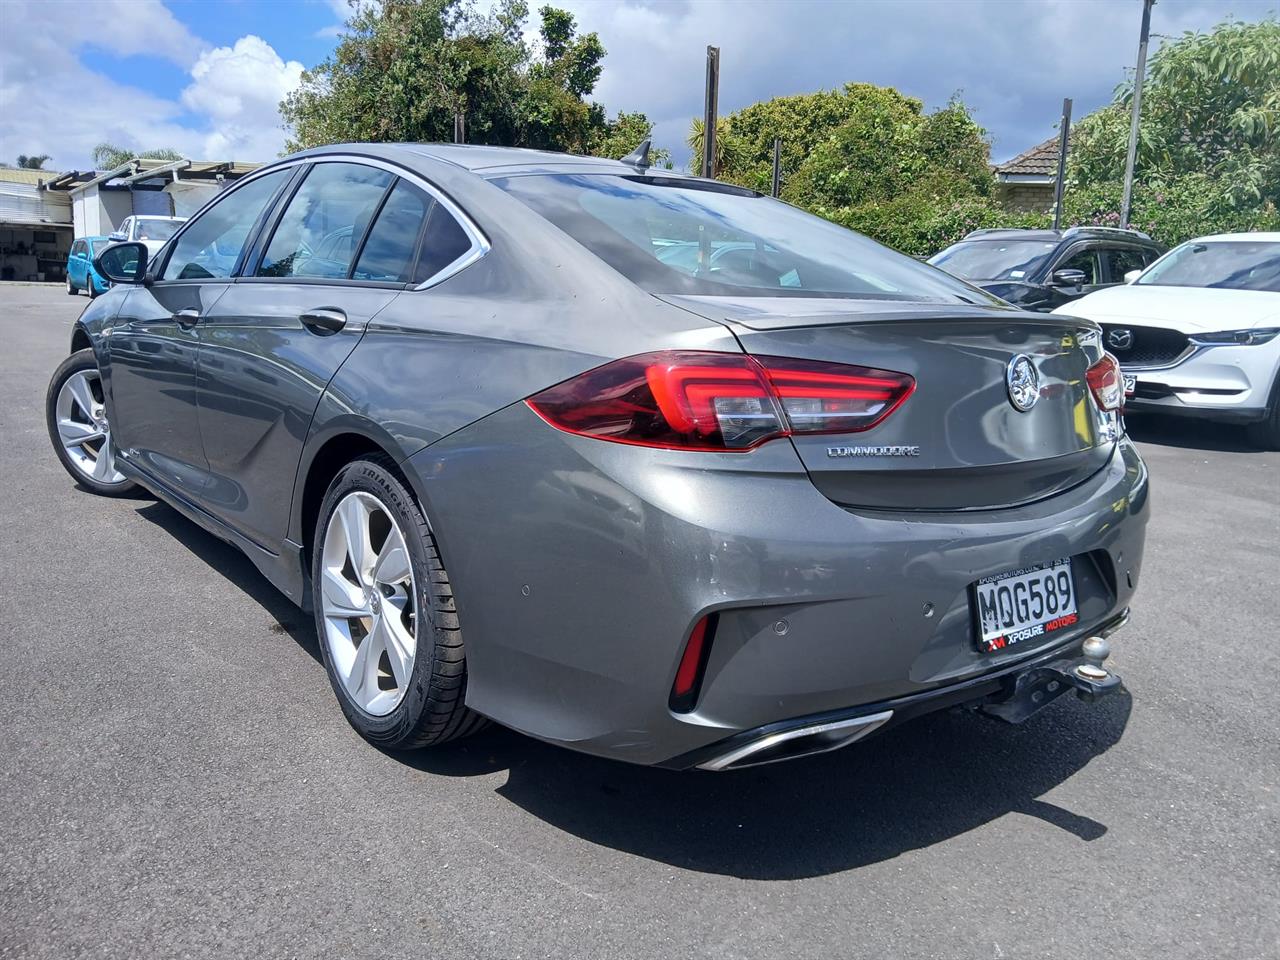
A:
928,227,1165,311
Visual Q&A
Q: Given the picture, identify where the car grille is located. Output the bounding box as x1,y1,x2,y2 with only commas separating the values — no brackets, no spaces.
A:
1100,324,1190,368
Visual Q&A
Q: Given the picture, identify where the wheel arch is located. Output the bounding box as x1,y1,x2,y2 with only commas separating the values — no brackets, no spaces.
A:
70,324,92,355
293,420,426,562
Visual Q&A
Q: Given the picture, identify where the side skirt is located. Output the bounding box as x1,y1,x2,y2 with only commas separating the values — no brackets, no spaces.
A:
117,457,310,610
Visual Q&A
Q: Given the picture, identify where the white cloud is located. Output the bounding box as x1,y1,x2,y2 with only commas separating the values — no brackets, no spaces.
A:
547,0,1268,168
181,36,304,160
0,1,300,170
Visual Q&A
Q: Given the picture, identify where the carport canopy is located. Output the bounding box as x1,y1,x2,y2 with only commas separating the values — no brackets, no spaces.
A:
41,158,261,194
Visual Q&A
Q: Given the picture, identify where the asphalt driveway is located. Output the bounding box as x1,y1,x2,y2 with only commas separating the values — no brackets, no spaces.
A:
1,284,1276,959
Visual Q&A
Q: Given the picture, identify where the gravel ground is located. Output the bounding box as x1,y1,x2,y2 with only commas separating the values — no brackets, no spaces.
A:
1,284,1276,959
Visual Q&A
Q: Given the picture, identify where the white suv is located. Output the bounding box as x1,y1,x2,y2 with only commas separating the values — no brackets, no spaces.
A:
109,216,187,258
1054,233,1280,448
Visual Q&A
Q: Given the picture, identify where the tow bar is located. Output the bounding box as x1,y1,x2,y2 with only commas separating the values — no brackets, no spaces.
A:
979,635,1123,724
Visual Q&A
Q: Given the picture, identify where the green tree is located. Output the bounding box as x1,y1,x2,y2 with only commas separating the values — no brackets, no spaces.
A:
92,143,183,169
16,154,51,169
591,111,670,166
1065,17,1280,243
282,0,657,159
691,84,1002,255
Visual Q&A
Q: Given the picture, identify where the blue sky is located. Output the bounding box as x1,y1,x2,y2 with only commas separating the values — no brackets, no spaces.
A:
2,0,1275,172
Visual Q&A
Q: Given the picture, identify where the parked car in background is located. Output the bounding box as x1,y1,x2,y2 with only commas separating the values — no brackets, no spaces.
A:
109,215,186,257
929,227,1165,311
45,144,1146,770
1055,233,1280,448
65,236,112,298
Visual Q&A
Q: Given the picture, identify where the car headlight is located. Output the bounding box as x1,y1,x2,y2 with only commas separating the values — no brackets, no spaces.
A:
1188,328,1280,346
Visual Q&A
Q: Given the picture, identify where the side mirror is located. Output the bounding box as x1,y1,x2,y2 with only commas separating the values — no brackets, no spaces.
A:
1051,268,1087,288
1124,269,1142,284
94,242,148,284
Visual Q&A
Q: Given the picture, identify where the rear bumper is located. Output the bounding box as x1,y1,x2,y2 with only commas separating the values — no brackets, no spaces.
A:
407,404,1150,767
662,610,1130,770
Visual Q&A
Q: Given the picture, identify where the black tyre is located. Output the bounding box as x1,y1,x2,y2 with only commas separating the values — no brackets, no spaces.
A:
66,275,77,295
86,273,98,298
1246,396,1280,450
312,456,484,749
45,348,140,497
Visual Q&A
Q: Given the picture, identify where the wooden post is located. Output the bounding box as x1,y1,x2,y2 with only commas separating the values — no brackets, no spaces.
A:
1120,0,1154,228
1052,98,1072,230
702,46,720,179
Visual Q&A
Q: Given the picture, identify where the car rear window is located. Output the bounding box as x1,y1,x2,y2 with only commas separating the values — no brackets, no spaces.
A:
492,173,993,303
134,219,182,242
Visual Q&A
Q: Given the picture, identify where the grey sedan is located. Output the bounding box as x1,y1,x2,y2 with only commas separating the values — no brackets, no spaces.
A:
45,143,1148,769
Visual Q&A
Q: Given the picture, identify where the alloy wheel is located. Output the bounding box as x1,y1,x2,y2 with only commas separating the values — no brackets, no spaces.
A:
320,491,418,716
54,369,126,484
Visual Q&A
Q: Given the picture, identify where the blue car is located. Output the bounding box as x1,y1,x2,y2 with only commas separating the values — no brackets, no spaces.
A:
66,237,112,298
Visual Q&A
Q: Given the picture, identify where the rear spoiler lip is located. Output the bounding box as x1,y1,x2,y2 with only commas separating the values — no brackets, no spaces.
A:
654,293,1098,334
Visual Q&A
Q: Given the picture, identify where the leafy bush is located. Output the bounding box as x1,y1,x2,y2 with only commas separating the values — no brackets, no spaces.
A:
690,84,1007,256
1064,17,1280,246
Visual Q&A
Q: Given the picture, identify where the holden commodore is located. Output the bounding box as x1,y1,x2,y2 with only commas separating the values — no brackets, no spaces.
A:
45,143,1147,770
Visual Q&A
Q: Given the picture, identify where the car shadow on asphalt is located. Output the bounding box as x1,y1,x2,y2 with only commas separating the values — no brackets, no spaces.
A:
397,692,1130,880
129,498,1129,881
132,500,322,664
1126,413,1263,452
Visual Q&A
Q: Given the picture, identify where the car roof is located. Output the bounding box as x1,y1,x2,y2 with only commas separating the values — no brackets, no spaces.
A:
292,141,699,180
962,227,1162,244
959,229,1064,241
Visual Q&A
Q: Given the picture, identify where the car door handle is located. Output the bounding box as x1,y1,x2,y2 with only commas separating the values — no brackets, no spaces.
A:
299,308,347,335
174,308,200,329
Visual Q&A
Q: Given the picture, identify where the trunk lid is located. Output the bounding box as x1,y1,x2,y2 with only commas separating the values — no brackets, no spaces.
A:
659,295,1113,511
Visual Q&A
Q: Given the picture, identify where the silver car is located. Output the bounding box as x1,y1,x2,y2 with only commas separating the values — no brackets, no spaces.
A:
45,144,1148,770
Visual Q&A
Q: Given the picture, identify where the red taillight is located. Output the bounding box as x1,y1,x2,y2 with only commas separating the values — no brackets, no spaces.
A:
526,351,914,451
1086,353,1123,412
670,614,715,712
757,356,915,436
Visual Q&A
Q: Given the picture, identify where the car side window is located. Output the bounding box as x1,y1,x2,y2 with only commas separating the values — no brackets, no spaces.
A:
257,163,393,280
71,241,83,258
352,180,431,283
161,169,292,281
1105,247,1146,280
1057,248,1100,285
413,203,473,283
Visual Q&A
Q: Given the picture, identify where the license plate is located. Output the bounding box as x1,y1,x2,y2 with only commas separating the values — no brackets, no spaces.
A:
973,560,1078,654
1123,374,1137,396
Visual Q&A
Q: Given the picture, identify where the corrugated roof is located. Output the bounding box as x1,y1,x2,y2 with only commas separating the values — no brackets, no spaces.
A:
0,167,65,186
994,136,1065,177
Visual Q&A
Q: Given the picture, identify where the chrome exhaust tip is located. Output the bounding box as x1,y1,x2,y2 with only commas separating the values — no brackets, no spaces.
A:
697,710,894,772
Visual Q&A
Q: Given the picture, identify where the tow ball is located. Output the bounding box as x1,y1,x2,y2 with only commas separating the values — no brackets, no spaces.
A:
979,635,1123,724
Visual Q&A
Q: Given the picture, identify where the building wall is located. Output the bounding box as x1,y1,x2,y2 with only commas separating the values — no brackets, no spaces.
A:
73,186,171,238
997,181,1056,215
